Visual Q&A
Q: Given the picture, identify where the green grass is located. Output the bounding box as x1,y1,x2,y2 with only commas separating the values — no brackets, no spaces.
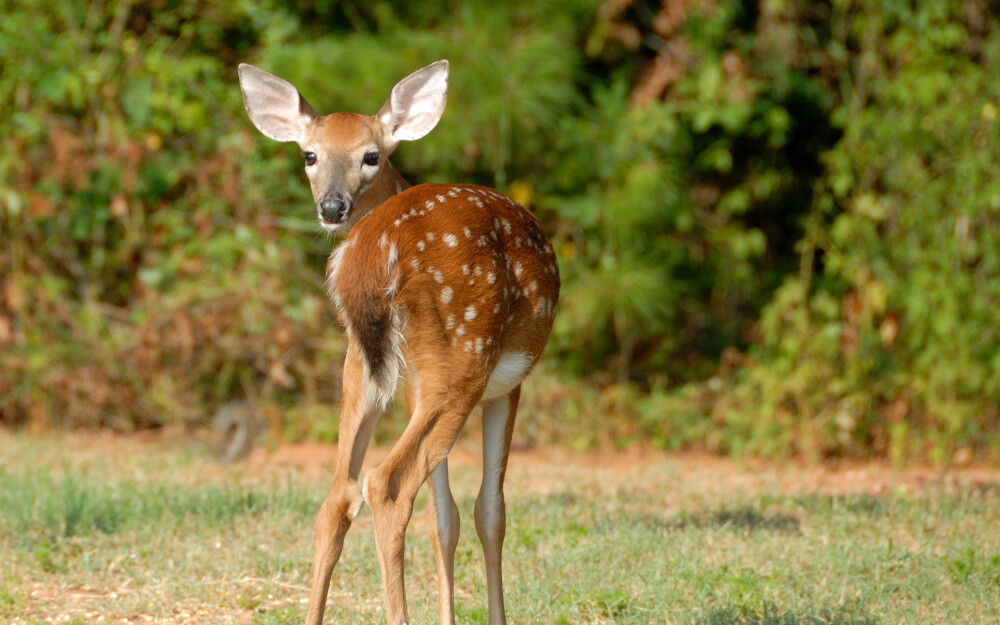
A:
1,432,998,624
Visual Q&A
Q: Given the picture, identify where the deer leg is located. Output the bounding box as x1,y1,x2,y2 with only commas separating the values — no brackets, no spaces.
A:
475,386,519,625
405,381,460,625
364,389,475,625
304,345,385,625
426,459,460,625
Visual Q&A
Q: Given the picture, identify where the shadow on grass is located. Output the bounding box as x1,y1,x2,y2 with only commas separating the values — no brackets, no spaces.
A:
693,603,877,625
642,506,802,535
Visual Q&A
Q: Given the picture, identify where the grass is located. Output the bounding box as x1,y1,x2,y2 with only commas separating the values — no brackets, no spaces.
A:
0,431,998,624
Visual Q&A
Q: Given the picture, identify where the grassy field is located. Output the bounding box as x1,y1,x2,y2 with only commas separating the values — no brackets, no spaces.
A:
0,430,998,625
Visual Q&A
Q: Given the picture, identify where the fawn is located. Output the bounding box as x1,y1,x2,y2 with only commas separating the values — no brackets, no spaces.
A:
238,60,559,625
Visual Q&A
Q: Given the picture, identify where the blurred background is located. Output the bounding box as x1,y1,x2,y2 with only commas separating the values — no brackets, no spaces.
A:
1,0,998,464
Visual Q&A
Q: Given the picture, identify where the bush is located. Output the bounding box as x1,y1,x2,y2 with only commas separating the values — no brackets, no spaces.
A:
2,0,997,463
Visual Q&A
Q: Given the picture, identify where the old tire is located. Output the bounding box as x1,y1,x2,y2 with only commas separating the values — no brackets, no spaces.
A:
212,401,257,464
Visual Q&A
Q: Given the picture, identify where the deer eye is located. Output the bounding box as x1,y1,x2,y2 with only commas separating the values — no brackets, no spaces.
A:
302,151,317,166
363,151,380,167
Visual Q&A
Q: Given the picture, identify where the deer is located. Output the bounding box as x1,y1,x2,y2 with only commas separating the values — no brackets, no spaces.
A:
237,60,560,625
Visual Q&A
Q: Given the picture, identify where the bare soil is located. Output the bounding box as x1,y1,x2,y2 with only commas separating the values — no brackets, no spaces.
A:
50,429,1000,497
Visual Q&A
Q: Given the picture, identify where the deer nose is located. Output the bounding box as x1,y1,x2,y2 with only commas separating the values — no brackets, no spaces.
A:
320,197,346,222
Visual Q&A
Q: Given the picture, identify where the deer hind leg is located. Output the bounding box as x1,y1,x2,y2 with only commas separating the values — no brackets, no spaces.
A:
476,386,519,625
405,380,460,625
427,459,460,625
304,344,386,625
364,382,479,625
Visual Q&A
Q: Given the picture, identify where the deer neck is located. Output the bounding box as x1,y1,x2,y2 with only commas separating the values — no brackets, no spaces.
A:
355,160,411,221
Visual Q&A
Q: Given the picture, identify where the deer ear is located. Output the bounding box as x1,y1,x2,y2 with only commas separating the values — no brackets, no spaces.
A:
238,64,316,144
378,60,449,146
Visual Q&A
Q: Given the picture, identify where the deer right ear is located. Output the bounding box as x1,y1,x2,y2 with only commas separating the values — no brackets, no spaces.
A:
378,60,449,147
238,64,316,144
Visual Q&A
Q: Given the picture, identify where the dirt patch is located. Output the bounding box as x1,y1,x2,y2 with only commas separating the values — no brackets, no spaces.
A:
11,429,1000,497
236,438,1000,497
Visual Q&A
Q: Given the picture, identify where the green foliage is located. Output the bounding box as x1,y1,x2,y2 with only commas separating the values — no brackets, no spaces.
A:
704,0,1000,461
0,0,345,429
1,0,998,461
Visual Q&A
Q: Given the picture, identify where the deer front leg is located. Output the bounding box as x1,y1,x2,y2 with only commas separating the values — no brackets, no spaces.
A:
305,345,384,625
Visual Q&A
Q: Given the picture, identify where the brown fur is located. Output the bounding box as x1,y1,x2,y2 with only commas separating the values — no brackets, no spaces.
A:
332,183,559,383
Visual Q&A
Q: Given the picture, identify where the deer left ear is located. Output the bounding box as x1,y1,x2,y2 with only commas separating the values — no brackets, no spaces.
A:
239,64,317,144
377,60,449,147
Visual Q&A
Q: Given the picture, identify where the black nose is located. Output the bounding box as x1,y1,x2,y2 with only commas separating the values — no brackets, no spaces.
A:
320,198,346,222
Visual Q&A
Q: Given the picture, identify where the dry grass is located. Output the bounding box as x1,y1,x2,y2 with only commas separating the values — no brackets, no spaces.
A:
1,430,999,624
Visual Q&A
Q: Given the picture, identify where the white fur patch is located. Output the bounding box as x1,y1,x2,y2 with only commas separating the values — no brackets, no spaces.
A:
387,243,398,269
482,351,532,401
350,478,366,520
326,238,354,305
360,312,405,413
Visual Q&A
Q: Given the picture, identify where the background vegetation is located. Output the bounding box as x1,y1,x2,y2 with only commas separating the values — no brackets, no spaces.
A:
1,0,999,463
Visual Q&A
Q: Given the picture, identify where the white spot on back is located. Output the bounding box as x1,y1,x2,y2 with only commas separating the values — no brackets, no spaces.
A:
487,272,496,284
443,233,458,247
417,240,426,252
464,305,477,322
441,286,453,304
